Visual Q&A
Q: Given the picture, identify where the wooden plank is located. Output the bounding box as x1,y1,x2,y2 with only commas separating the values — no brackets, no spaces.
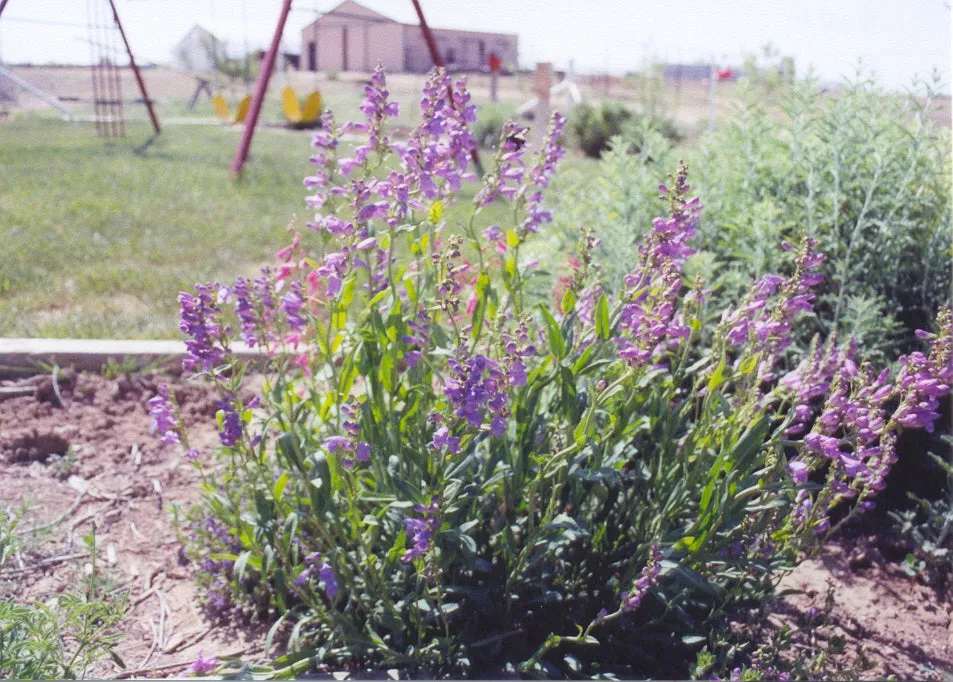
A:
0,338,265,376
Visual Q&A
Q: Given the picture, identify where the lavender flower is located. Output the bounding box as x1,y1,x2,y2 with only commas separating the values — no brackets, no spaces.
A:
217,397,243,447
178,283,226,372
295,552,338,598
280,281,307,333
621,544,663,611
402,496,440,562
442,349,508,433
614,163,700,369
148,385,179,446
321,400,371,468
186,652,218,676
430,425,461,454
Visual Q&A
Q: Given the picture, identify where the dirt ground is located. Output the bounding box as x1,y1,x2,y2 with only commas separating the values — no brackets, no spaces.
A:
1,369,952,679
769,531,953,680
0,369,267,679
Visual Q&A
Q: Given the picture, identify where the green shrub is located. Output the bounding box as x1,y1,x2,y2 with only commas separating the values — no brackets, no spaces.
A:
158,67,953,679
568,101,679,158
558,72,951,362
695,72,952,359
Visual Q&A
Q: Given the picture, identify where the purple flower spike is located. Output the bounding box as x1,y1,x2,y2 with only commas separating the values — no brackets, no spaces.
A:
178,283,226,372
401,496,441,563
148,385,179,446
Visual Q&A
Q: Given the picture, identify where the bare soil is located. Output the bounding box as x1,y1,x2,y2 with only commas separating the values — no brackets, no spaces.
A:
0,369,267,679
1,369,952,679
768,531,953,680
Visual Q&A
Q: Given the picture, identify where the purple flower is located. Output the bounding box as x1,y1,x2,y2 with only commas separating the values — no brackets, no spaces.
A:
148,385,179,446
621,544,663,612
186,652,218,676
232,275,263,347
217,398,243,447
402,496,440,562
788,459,809,484
529,111,567,189
723,237,824,375
280,282,306,332
178,284,226,372
318,562,338,597
430,425,461,453
323,435,350,453
358,202,389,223
442,349,508,432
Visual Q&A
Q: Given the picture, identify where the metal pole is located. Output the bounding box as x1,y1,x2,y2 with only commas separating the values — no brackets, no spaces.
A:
230,0,293,176
0,0,10,18
107,0,160,135
410,0,443,68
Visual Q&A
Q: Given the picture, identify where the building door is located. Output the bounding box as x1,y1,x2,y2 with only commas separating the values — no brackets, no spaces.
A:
308,41,317,71
342,26,349,71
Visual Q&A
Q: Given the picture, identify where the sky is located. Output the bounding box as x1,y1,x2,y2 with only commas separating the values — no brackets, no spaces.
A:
0,0,949,92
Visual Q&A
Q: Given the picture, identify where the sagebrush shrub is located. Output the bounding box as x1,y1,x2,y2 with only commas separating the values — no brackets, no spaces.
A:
568,100,679,159
556,72,952,363
157,67,953,679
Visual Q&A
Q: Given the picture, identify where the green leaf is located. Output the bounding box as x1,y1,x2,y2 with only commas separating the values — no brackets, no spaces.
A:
539,305,567,358
595,294,610,340
429,200,444,224
233,551,251,582
561,288,576,315
707,357,726,393
738,354,758,375
341,275,357,307
273,472,290,503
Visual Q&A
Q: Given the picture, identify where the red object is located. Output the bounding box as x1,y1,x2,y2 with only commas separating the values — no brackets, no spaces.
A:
411,0,443,69
108,0,160,136
488,52,502,73
230,0,293,176
715,68,734,81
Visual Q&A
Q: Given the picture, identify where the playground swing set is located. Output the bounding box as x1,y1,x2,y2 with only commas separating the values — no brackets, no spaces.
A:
0,0,161,137
0,0,476,175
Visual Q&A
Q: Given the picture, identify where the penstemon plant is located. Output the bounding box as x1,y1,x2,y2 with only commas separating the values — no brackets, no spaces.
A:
153,66,953,679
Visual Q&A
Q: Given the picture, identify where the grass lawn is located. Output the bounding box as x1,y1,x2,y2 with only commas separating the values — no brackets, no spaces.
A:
0,116,594,339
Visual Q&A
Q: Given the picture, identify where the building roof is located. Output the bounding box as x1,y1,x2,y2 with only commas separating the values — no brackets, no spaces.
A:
302,0,517,39
177,24,219,45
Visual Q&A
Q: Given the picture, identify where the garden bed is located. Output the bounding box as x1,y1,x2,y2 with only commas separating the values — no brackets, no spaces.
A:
0,369,951,679
0,370,266,678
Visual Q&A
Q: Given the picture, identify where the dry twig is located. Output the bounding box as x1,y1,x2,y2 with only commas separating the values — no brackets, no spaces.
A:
17,490,87,536
0,551,86,578
106,646,261,680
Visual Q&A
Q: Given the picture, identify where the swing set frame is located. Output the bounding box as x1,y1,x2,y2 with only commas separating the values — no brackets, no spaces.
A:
0,0,160,135
229,0,480,176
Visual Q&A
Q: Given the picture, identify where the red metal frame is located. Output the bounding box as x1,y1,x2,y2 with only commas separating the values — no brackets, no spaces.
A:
230,0,293,176
231,0,481,176
108,0,159,135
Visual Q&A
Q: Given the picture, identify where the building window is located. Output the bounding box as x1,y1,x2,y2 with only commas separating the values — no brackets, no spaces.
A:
445,48,455,65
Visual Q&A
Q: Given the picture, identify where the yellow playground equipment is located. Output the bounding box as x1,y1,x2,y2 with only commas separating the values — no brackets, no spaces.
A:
281,86,322,127
212,93,252,124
